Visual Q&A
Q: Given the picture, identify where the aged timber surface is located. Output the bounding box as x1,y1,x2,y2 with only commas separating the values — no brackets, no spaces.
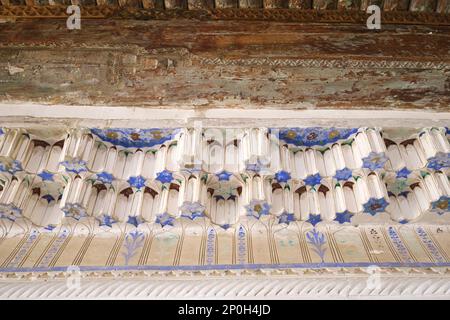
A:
0,19,449,110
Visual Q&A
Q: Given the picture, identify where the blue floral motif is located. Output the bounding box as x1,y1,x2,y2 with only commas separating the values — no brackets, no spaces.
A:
274,170,291,183
362,152,388,171
216,170,232,181
304,173,322,186
245,200,271,219
0,128,4,135
274,127,358,147
122,230,145,265
0,204,22,221
306,214,322,226
60,159,87,174
363,197,389,216
96,172,114,184
396,167,411,179
306,228,327,263
179,201,205,220
427,153,450,170
334,168,352,181
44,224,57,231
156,170,174,184
91,128,180,149
97,214,116,228
62,203,86,220
0,160,22,175
127,215,144,227
399,219,409,224
155,212,175,227
220,224,232,230
127,175,146,189
37,171,54,182
430,196,449,215
335,210,353,224
278,211,295,225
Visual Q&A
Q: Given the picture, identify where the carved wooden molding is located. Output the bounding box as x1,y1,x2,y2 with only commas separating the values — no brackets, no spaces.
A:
0,6,450,25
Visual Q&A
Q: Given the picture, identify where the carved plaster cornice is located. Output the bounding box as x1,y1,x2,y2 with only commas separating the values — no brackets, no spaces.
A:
0,270,449,299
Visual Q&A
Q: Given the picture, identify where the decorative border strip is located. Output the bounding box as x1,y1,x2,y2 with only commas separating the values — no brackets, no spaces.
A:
197,57,450,70
0,276,449,299
1,7,449,26
2,261,450,274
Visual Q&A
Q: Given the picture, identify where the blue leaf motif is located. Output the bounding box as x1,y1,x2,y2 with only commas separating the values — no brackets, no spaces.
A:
306,228,327,263
122,230,145,265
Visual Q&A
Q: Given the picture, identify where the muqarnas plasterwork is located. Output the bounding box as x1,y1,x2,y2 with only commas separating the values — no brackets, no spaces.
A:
0,126,449,241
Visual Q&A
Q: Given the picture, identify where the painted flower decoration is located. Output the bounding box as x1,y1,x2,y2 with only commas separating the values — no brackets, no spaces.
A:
60,159,87,174
427,152,450,170
430,196,449,215
245,200,271,219
90,128,180,148
274,170,291,183
156,170,174,184
128,175,146,189
179,201,205,220
398,219,409,224
363,197,389,216
220,224,232,230
396,167,411,179
127,215,144,227
0,159,23,175
335,210,353,224
362,152,388,171
155,212,175,227
334,168,352,181
306,214,322,226
62,203,87,220
0,204,22,221
304,173,322,186
275,127,357,147
216,170,232,181
278,211,295,225
96,172,114,184
245,158,270,174
97,214,116,228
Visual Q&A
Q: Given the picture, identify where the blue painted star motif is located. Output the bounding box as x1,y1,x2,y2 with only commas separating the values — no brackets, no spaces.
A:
97,214,116,228
128,175,146,189
304,173,322,186
216,170,232,181
306,214,322,226
127,215,144,227
335,211,353,224
334,168,352,181
396,167,411,179
156,170,174,184
38,171,54,181
363,198,389,216
274,170,291,183
278,212,295,225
